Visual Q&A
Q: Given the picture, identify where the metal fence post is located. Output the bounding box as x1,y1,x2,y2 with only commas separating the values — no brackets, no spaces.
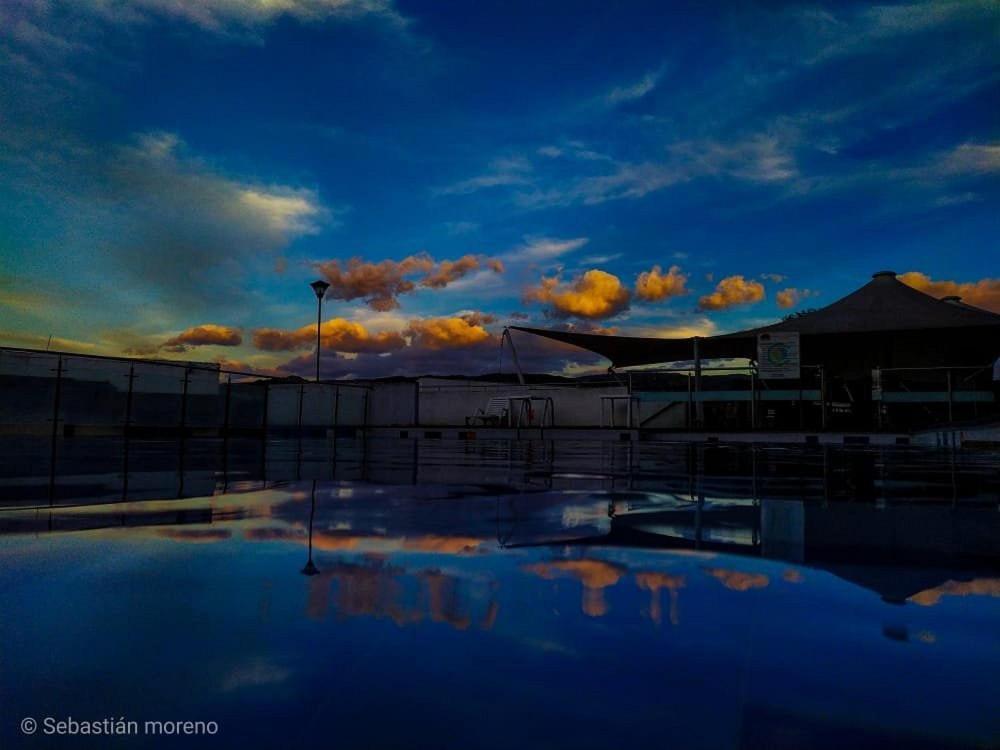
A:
179,366,190,434
874,367,882,431
260,381,269,479
297,383,305,430
946,368,954,423
297,383,304,479
222,374,232,435
122,363,135,500
820,365,827,431
222,374,232,484
686,373,693,429
48,355,63,504
261,381,270,431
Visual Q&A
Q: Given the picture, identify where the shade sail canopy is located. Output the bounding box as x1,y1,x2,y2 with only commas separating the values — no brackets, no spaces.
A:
509,326,751,367
512,272,1000,368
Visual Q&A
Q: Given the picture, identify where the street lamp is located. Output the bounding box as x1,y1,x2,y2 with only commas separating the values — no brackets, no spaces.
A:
309,280,330,382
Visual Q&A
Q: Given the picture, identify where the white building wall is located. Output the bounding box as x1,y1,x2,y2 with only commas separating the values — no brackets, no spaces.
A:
415,378,629,427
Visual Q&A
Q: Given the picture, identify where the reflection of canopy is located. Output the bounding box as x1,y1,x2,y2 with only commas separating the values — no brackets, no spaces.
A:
513,272,1000,368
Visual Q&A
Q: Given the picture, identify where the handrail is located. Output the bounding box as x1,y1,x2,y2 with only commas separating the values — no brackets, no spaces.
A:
878,365,990,372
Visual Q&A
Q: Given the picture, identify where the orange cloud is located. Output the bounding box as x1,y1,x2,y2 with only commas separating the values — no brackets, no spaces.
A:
635,571,686,626
908,578,1000,606
899,271,1000,312
698,275,765,311
400,536,484,554
775,287,817,309
420,254,494,288
317,253,503,310
705,567,769,591
523,559,626,617
405,315,496,350
317,254,432,311
252,317,406,353
459,311,498,327
524,269,631,319
161,323,242,351
635,264,688,302
157,528,231,543
782,568,804,583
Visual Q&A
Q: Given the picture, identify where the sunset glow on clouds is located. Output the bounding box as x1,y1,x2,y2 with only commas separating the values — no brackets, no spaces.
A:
697,276,766,311
899,272,1000,312
0,1,996,376
524,270,632,320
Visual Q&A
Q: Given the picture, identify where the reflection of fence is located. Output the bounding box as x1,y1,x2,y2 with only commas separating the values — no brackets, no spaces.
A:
0,347,371,437
873,366,996,429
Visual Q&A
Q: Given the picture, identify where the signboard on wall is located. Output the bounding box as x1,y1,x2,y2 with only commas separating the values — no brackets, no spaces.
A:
757,332,800,379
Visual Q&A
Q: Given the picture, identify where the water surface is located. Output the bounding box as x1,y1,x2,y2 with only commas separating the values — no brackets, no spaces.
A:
2,437,998,749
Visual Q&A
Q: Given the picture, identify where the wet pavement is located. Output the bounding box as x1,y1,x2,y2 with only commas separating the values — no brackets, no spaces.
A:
1,437,998,748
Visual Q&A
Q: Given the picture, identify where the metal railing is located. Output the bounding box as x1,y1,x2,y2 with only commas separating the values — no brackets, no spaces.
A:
873,365,996,429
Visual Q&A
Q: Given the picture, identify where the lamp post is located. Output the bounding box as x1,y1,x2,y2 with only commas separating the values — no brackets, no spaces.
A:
309,280,330,383
301,480,320,576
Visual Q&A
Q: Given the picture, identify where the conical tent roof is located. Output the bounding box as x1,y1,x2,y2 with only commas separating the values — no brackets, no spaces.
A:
512,272,1000,368
745,271,1000,336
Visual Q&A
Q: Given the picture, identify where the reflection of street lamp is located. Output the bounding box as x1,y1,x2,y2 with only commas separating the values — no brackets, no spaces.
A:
309,280,331,383
301,480,320,576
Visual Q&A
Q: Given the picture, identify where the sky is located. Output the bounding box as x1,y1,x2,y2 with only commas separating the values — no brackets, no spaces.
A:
0,0,997,378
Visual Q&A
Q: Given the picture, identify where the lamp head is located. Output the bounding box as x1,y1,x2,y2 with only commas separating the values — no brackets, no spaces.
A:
310,280,331,300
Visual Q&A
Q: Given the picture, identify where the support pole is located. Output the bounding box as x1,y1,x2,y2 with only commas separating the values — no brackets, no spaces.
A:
502,328,526,386
820,365,827,431
315,296,323,383
179,366,190,433
178,366,190,498
122,363,135,500
222,374,231,489
693,337,704,429
49,354,63,504
260,381,269,475
874,367,882,431
687,371,692,429
946,368,954,423
297,383,304,480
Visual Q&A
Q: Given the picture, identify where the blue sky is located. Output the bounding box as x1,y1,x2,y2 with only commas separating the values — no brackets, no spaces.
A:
0,0,997,376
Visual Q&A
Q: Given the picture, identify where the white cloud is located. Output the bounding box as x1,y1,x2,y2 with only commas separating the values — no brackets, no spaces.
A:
935,142,1000,176
514,133,799,208
3,129,334,325
239,188,325,236
17,0,407,36
605,67,663,104
434,155,532,195
803,1,995,64
503,237,589,263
